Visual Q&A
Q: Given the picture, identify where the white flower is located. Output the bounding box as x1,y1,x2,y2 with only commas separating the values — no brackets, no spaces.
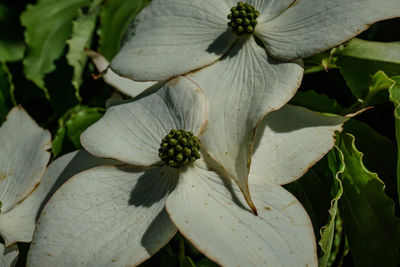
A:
109,0,400,208
0,107,51,247
0,107,117,266
28,77,346,266
0,243,18,267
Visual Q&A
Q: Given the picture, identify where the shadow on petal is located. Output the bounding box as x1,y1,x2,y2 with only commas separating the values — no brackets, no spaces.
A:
129,166,178,208
36,150,120,221
207,29,237,56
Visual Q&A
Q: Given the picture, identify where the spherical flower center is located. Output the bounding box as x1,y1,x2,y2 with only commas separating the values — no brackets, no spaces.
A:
227,2,259,35
159,129,201,168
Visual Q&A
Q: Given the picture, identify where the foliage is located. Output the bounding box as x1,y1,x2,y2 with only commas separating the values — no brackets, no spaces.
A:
0,0,400,266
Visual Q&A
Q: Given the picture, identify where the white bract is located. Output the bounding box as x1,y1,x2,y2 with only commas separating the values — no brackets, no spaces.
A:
0,107,51,249
109,0,400,209
0,107,118,266
28,77,347,266
0,244,18,267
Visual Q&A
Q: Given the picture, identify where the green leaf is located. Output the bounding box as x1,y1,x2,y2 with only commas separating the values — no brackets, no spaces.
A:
289,90,345,114
303,50,338,75
195,258,219,267
388,76,400,205
66,0,103,101
20,0,91,92
52,105,103,156
343,119,397,197
335,38,400,101
0,62,15,123
337,133,400,267
98,0,149,60
0,4,25,62
182,256,196,267
318,145,344,267
362,71,395,107
65,107,104,148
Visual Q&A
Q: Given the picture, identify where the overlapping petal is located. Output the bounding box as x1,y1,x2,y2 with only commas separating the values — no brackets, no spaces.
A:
0,150,118,246
166,162,317,267
87,50,159,98
81,76,207,166
28,166,178,267
0,107,51,214
250,105,347,185
255,0,400,60
189,35,303,210
111,0,236,81
0,243,18,267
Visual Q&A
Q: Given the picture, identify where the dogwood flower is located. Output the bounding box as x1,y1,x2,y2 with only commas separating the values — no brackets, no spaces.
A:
0,107,51,248
109,0,400,209
0,244,18,267
28,77,346,266
0,107,117,266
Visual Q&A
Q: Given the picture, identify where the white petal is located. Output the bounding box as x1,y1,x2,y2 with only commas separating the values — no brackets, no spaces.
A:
166,164,317,267
0,150,118,246
28,166,178,267
86,50,159,98
0,243,18,267
111,0,236,81
255,0,400,60
0,107,51,213
250,105,347,185
189,36,303,210
81,76,207,166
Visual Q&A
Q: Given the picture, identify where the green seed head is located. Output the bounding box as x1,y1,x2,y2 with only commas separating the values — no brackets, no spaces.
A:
227,2,259,35
159,129,201,168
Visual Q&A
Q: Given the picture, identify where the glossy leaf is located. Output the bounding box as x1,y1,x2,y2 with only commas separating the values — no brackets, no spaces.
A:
344,118,397,200
317,145,344,267
388,75,400,205
0,62,14,123
98,0,149,60
337,133,400,267
66,0,103,101
21,0,90,91
335,38,400,100
362,71,395,107
65,107,104,148
52,105,104,156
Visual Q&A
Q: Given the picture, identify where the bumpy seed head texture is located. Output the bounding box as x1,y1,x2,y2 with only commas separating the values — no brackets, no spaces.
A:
227,2,259,35
159,129,201,168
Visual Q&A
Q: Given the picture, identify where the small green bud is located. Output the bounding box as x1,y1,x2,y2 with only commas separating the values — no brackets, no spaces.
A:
180,138,188,146
183,148,191,156
168,160,176,167
169,139,178,146
175,145,183,152
159,128,202,168
227,2,258,35
176,153,183,161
